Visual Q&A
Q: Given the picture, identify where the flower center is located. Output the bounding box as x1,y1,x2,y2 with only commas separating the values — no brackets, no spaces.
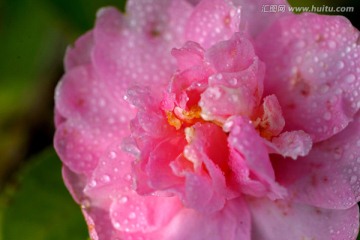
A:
166,105,223,131
165,105,203,130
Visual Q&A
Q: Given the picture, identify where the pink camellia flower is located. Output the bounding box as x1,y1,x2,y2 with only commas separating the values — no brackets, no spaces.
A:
54,0,360,239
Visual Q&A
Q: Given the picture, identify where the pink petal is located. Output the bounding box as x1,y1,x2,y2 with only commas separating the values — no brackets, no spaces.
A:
232,0,291,37
84,143,134,201
147,136,187,190
256,13,360,142
64,31,94,71
62,166,88,203
205,33,257,73
55,65,134,136
92,3,192,101
171,41,205,72
200,84,259,122
226,116,286,199
54,121,101,174
163,198,251,240
257,94,285,137
183,173,224,213
185,0,241,49
200,34,265,121
54,64,135,175
271,130,313,160
273,112,360,209
169,62,213,110
248,197,359,240
110,193,182,234
180,123,231,213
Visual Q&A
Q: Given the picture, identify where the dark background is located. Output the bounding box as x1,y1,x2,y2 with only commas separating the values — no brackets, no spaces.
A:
0,0,359,239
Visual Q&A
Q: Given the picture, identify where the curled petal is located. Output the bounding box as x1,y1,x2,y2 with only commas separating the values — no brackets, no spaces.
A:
256,13,360,142
226,116,286,199
271,130,313,160
64,31,94,71
258,94,285,138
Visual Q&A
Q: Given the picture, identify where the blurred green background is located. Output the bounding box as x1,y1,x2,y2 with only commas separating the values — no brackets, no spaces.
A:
0,0,359,239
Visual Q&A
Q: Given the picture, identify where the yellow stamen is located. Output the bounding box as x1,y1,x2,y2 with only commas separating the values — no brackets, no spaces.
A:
166,111,182,130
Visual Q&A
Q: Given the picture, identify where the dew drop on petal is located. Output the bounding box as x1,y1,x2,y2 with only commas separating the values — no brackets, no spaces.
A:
101,175,111,183
337,61,344,69
350,175,357,184
81,198,91,209
323,112,332,121
345,74,356,83
129,212,136,219
228,78,237,86
328,40,336,49
109,151,117,159
89,180,97,187
120,196,128,204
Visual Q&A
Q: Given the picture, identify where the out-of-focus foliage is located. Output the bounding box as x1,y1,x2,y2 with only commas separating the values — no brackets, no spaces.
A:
0,0,358,239
0,148,88,240
0,0,126,188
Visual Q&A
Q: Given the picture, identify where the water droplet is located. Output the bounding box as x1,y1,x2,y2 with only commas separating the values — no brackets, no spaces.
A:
228,78,237,86
101,175,111,183
109,151,117,159
350,175,357,184
120,196,128,204
129,212,136,219
328,41,336,49
89,180,97,187
81,198,91,209
98,98,106,107
320,84,330,94
345,74,356,83
125,174,132,181
114,222,121,229
337,61,344,69
323,112,332,120
295,40,305,48
207,87,222,100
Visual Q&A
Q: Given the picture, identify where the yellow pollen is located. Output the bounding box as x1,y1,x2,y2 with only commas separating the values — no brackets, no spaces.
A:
166,112,182,130
166,105,223,130
182,106,202,121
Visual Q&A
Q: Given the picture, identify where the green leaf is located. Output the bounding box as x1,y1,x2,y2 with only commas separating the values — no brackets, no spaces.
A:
0,148,88,240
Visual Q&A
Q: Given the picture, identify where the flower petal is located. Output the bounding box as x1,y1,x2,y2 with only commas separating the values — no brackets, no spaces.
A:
92,3,193,100
232,0,290,37
256,13,360,142
147,136,187,190
200,34,265,121
257,94,285,138
273,112,360,209
271,130,313,160
110,194,182,234
163,197,251,240
226,116,286,199
181,123,231,213
64,31,94,71
248,197,359,240
185,0,241,48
